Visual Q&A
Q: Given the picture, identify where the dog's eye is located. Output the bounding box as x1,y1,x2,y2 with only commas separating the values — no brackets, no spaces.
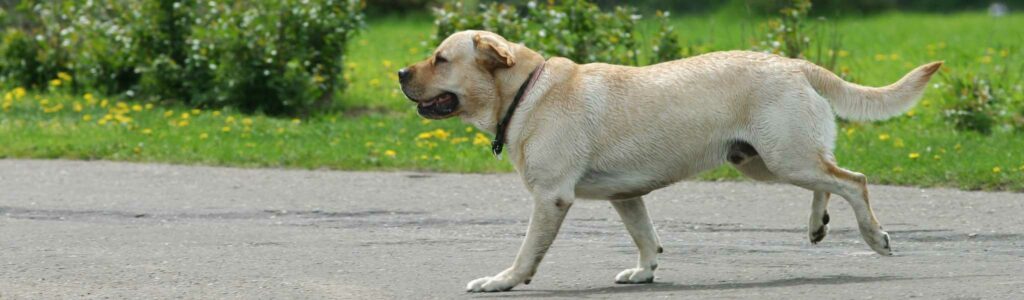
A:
435,55,448,65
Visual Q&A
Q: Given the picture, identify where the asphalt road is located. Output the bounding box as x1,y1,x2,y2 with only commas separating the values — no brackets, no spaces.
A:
1,159,1022,299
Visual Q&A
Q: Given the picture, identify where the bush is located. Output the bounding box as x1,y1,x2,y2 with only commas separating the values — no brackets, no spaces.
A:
0,0,365,116
751,0,843,72
433,0,681,66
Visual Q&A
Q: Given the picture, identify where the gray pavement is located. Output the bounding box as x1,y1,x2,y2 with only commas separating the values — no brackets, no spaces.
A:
1,159,1022,299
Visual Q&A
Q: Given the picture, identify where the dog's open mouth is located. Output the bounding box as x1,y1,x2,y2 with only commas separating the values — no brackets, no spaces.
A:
417,92,459,119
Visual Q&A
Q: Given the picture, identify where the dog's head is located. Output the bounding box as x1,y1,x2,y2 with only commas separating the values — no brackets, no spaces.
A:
398,30,537,122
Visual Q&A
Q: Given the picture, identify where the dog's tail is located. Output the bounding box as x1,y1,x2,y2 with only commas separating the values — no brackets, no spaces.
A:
801,61,943,121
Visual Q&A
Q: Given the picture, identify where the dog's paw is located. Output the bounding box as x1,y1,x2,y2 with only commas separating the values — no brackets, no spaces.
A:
466,271,522,292
809,224,829,244
865,230,893,256
614,268,655,284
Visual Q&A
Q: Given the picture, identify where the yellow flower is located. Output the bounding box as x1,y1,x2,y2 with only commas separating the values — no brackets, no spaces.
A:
2,101,12,111
999,49,1009,58
225,116,236,124
893,139,905,148
844,127,856,136
933,155,941,161
276,127,285,134
132,104,143,112
878,133,890,141
133,147,142,154
199,133,209,140
908,152,920,159
992,166,1001,173
212,110,221,117
433,155,441,161
50,79,62,87
889,53,900,60
906,109,915,117
100,99,109,108
141,128,153,135
450,137,469,144
431,128,450,140
221,126,231,132
164,110,174,118
384,149,397,158
473,133,490,146
82,114,93,121
191,109,201,115
57,72,72,82
241,118,253,126
417,132,432,139
145,103,154,110
13,87,26,99
291,118,301,125
369,78,381,87
382,60,393,68
979,56,992,64
465,127,474,133
73,102,83,112
954,143,962,151
178,120,190,127
180,112,190,119
837,50,849,58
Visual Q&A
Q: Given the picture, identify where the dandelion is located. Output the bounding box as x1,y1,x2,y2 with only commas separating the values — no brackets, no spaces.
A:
291,118,301,125
431,128,450,140
906,109,916,117
73,102,83,112
473,133,490,146
212,111,221,117
100,99,109,108
221,126,231,132
57,72,71,82
164,110,174,118
999,49,1009,58
13,87,26,99
908,152,920,159
225,116,236,124
145,103,154,110
132,104,142,112
191,109,201,115
178,120,190,127
992,166,1002,173
979,56,992,64
180,112,190,119
417,132,433,139
133,146,142,154
878,133,890,141
142,128,153,135
844,127,856,136
82,114,93,121
450,137,469,144
465,127,474,133
199,133,209,140
384,149,397,158
433,155,442,161
49,79,62,87
382,60,393,68
241,118,253,126
369,78,381,87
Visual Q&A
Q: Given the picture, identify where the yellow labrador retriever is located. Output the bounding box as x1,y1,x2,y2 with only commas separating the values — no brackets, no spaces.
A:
398,30,941,292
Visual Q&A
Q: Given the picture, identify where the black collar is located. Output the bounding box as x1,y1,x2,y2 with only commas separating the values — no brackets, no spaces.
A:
491,63,545,158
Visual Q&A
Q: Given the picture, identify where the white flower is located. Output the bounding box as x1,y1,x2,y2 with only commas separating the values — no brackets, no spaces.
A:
527,1,536,9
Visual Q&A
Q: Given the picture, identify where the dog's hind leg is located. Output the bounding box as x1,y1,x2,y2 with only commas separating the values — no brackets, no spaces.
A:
808,191,831,244
610,197,661,284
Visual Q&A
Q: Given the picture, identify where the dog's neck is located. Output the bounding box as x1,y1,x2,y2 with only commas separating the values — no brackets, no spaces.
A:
489,60,546,157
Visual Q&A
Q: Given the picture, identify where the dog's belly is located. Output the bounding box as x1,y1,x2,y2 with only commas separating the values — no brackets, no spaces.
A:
575,169,678,200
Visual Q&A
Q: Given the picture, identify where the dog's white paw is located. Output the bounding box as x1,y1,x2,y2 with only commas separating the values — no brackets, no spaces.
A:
614,267,655,284
466,271,523,292
865,230,893,256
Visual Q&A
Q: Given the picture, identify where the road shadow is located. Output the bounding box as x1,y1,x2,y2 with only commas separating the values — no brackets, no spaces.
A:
485,275,903,298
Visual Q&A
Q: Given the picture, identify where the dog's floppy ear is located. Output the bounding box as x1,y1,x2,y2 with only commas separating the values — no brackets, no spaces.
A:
473,33,515,69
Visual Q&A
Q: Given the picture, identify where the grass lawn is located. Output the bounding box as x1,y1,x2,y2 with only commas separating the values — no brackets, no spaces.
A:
2,12,1023,191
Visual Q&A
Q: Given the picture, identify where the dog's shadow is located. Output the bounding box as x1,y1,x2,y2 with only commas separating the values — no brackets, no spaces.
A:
482,275,901,298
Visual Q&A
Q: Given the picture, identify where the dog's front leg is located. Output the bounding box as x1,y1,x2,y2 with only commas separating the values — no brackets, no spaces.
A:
466,192,573,292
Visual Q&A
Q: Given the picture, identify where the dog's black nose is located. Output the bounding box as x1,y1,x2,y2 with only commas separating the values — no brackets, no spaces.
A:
397,68,411,83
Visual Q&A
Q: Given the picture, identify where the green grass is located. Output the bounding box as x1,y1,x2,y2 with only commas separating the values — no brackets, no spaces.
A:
2,11,1023,191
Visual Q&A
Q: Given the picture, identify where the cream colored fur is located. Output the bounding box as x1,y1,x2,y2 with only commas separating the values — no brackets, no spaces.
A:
398,30,942,293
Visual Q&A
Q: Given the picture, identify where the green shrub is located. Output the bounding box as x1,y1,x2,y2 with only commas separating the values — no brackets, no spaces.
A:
0,0,365,116
433,0,681,66
751,0,843,71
